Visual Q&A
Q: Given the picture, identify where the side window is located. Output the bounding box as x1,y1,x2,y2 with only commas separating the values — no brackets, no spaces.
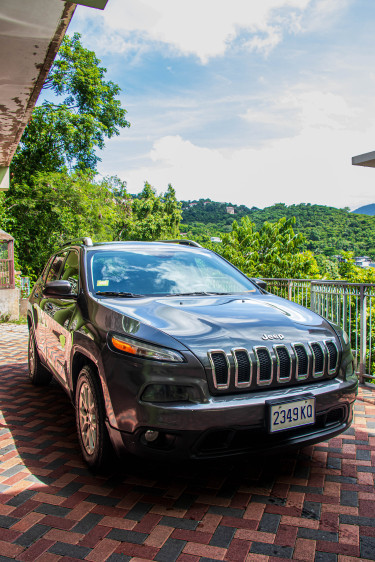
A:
45,253,67,284
41,256,55,283
59,251,80,295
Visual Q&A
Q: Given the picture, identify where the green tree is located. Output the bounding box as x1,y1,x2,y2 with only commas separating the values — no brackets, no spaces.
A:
119,182,182,241
11,33,129,184
3,171,122,276
211,216,319,279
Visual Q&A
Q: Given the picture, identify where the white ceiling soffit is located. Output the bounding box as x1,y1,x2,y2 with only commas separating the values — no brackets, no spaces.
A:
0,0,76,168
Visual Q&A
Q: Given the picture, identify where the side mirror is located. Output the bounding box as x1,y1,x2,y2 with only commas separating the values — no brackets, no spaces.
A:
43,280,74,298
250,278,267,291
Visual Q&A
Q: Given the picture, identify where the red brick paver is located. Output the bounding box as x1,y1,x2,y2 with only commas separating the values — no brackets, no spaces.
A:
1,323,375,561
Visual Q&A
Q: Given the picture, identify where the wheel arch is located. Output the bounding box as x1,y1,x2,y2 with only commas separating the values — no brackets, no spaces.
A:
71,351,98,398
70,348,117,428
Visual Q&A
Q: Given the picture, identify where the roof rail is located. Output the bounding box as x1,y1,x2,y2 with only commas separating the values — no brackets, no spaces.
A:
62,237,93,247
158,239,202,248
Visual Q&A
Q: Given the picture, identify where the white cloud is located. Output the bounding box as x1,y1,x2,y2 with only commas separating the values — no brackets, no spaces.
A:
300,0,352,33
242,90,355,131
118,87,375,210
77,0,320,62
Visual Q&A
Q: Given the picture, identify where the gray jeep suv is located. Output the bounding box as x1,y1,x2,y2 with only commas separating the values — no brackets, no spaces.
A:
27,239,357,469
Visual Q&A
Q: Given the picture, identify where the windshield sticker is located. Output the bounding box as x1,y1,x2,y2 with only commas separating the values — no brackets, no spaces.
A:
97,280,109,287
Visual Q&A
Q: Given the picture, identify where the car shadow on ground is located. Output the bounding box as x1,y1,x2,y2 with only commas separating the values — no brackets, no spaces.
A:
0,354,328,524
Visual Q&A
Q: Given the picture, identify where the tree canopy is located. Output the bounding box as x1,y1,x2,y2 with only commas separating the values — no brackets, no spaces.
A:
211,216,319,279
121,183,182,241
11,33,130,184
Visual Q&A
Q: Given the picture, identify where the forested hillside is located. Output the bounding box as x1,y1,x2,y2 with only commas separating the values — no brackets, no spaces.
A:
181,200,375,259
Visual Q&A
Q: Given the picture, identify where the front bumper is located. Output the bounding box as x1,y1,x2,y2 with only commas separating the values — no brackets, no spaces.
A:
107,377,358,460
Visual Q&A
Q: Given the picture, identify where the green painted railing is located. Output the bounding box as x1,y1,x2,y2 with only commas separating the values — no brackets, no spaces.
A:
263,278,375,384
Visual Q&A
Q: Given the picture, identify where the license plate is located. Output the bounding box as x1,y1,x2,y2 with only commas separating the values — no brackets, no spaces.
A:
268,396,315,433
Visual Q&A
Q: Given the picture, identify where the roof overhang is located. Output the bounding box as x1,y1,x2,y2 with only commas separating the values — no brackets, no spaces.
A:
0,0,108,190
352,151,375,168
74,0,108,7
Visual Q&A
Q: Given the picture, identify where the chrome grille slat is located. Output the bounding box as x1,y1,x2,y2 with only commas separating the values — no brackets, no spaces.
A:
309,341,325,377
208,350,230,389
254,346,273,386
292,343,309,380
274,345,292,383
232,348,252,388
324,340,339,375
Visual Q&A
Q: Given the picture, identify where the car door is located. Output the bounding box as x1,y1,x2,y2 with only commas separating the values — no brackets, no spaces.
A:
41,251,71,385
53,250,80,386
30,255,55,362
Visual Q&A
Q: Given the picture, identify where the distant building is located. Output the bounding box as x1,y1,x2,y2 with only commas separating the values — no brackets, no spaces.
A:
189,202,197,207
210,237,222,243
354,256,372,268
226,206,235,214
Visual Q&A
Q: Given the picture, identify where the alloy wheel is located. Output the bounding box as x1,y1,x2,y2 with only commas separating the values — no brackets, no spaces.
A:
78,381,97,456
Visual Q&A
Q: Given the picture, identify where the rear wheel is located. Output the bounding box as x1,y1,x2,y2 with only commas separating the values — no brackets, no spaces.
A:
75,365,112,470
28,328,52,386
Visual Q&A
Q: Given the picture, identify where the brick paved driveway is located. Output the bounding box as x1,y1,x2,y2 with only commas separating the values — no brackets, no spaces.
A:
1,323,375,562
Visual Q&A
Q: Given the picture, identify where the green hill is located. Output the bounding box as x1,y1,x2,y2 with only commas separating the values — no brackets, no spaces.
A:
180,199,375,259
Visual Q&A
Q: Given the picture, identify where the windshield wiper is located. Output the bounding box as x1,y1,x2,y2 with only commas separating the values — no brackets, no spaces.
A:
96,291,143,298
168,291,231,296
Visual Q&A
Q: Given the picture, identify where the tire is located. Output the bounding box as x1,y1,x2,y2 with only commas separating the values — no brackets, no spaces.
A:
75,365,112,471
28,327,52,386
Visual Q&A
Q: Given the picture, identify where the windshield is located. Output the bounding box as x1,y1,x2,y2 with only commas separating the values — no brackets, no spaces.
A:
88,247,258,296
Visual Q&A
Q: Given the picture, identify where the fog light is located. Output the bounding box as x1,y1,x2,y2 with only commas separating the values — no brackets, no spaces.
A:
144,430,159,442
141,384,198,403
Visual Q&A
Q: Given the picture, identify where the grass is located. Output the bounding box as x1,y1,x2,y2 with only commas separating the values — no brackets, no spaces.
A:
0,315,27,324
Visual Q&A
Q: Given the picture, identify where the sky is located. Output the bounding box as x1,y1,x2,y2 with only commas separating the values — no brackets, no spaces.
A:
68,0,375,210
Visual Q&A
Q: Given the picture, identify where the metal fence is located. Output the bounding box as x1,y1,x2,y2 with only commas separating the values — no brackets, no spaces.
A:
263,278,375,384
0,258,14,289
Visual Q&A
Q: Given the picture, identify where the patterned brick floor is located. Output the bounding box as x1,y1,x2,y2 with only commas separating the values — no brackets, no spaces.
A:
0,323,375,562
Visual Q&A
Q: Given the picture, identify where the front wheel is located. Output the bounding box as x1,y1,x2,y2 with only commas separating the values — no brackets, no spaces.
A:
28,328,52,386
75,366,112,471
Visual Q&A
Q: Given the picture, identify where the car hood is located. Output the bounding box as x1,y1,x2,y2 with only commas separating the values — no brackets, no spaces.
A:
101,293,336,357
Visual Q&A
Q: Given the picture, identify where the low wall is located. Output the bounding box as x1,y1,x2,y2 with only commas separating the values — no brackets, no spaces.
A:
19,298,28,318
0,288,20,321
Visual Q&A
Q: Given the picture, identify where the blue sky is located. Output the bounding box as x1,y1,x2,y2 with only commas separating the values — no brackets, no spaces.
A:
68,0,375,210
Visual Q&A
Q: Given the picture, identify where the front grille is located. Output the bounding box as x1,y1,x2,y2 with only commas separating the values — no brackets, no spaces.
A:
208,339,340,392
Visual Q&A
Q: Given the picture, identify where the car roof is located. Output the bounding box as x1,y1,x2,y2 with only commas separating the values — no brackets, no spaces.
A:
61,239,204,251
86,241,204,252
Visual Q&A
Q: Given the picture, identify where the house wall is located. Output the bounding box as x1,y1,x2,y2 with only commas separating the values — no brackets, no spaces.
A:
0,288,20,320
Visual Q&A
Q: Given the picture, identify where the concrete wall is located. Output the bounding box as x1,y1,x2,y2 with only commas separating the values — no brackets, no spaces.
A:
0,288,20,321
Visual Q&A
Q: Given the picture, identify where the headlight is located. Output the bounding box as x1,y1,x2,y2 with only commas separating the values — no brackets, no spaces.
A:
111,334,184,363
141,384,199,403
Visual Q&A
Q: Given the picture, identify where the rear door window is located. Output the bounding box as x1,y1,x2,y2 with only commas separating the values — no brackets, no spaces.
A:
45,252,68,284
59,251,79,295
